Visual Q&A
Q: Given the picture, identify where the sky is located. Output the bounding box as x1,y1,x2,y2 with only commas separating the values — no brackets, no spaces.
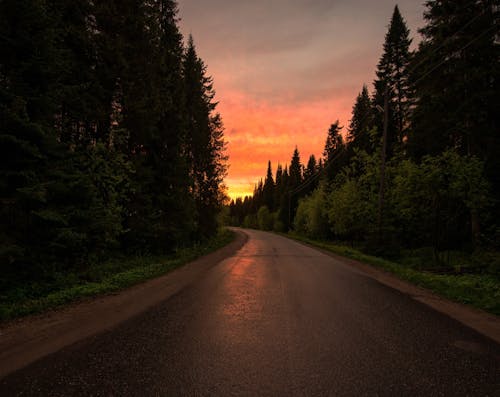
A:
177,0,426,200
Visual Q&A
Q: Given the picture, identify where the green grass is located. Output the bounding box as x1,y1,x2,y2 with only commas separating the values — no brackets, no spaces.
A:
286,233,500,316
0,229,235,322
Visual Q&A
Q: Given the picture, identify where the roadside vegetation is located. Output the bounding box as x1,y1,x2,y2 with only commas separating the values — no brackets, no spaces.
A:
0,229,234,322
1,1,228,320
228,3,500,315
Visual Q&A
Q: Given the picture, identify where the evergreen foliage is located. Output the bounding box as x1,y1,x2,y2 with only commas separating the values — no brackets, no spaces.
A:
373,5,413,156
347,85,374,154
1,0,227,291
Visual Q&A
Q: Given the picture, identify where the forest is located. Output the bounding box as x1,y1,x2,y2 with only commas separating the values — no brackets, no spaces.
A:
0,1,227,299
229,2,500,274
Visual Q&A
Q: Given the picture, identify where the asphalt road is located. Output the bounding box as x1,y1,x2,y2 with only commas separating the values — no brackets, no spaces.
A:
1,229,499,396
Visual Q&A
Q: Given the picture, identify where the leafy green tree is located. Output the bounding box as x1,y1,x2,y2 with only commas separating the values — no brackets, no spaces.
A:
294,187,329,239
326,150,379,243
390,150,490,256
257,206,274,231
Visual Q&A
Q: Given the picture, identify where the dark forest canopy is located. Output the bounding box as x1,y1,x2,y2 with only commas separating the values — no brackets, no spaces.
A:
0,0,227,286
229,1,500,260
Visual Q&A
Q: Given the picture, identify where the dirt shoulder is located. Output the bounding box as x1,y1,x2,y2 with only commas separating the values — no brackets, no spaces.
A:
0,230,248,379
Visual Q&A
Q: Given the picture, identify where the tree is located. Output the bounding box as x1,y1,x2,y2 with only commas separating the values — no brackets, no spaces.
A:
257,206,273,231
294,186,329,239
347,85,375,154
304,154,317,180
262,161,275,211
408,0,500,194
1,0,229,291
408,0,500,238
183,35,228,238
323,121,345,181
373,5,412,155
289,147,303,189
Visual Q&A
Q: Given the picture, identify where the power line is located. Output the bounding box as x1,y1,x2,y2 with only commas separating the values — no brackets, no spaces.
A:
406,5,488,76
412,24,498,88
289,145,346,197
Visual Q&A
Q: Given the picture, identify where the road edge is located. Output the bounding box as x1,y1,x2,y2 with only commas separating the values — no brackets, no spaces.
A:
287,234,500,346
0,229,248,379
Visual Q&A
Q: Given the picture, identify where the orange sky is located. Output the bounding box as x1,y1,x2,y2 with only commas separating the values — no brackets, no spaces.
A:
178,0,425,200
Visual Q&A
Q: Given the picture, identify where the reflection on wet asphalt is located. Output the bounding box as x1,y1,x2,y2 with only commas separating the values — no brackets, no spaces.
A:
1,229,499,396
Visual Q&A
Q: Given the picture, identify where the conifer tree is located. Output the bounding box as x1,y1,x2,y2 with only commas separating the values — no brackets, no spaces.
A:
347,85,374,153
184,35,227,237
303,154,319,194
289,147,303,189
263,161,275,211
323,121,345,181
408,0,500,241
409,0,499,165
373,5,412,155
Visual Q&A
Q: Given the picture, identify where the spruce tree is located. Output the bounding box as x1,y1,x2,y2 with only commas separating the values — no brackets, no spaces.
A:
347,85,374,153
184,35,227,238
323,121,345,181
408,0,500,243
373,5,412,155
289,147,303,189
409,0,499,164
263,161,275,211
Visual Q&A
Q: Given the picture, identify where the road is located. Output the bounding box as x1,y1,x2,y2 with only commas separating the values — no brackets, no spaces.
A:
1,229,499,396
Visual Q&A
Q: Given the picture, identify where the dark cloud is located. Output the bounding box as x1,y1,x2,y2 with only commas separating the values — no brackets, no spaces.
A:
178,0,425,106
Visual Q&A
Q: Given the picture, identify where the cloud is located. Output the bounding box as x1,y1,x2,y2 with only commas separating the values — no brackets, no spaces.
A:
177,0,426,198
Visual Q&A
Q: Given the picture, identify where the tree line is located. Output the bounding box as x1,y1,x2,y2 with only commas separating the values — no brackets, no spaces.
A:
229,1,500,264
0,0,227,288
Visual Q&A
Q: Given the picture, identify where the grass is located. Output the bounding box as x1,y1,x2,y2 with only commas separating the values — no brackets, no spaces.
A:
0,229,235,322
286,233,500,316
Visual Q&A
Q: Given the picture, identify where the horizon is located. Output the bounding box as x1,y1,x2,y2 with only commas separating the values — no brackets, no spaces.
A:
178,0,426,200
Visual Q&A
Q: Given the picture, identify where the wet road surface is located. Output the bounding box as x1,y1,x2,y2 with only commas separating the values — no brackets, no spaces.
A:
1,229,499,396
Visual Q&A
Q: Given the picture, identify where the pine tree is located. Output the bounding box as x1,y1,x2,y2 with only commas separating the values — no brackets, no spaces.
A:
183,35,227,237
304,155,317,180
323,121,345,181
0,0,61,277
408,0,500,243
302,154,319,195
277,165,291,230
289,147,303,189
373,5,412,155
347,85,374,153
262,161,275,211
409,0,500,164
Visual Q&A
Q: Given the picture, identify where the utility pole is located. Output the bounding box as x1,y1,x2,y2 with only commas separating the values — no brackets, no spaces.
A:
378,85,389,239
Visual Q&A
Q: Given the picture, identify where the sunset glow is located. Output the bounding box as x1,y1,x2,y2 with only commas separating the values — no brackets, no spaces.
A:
178,0,425,200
